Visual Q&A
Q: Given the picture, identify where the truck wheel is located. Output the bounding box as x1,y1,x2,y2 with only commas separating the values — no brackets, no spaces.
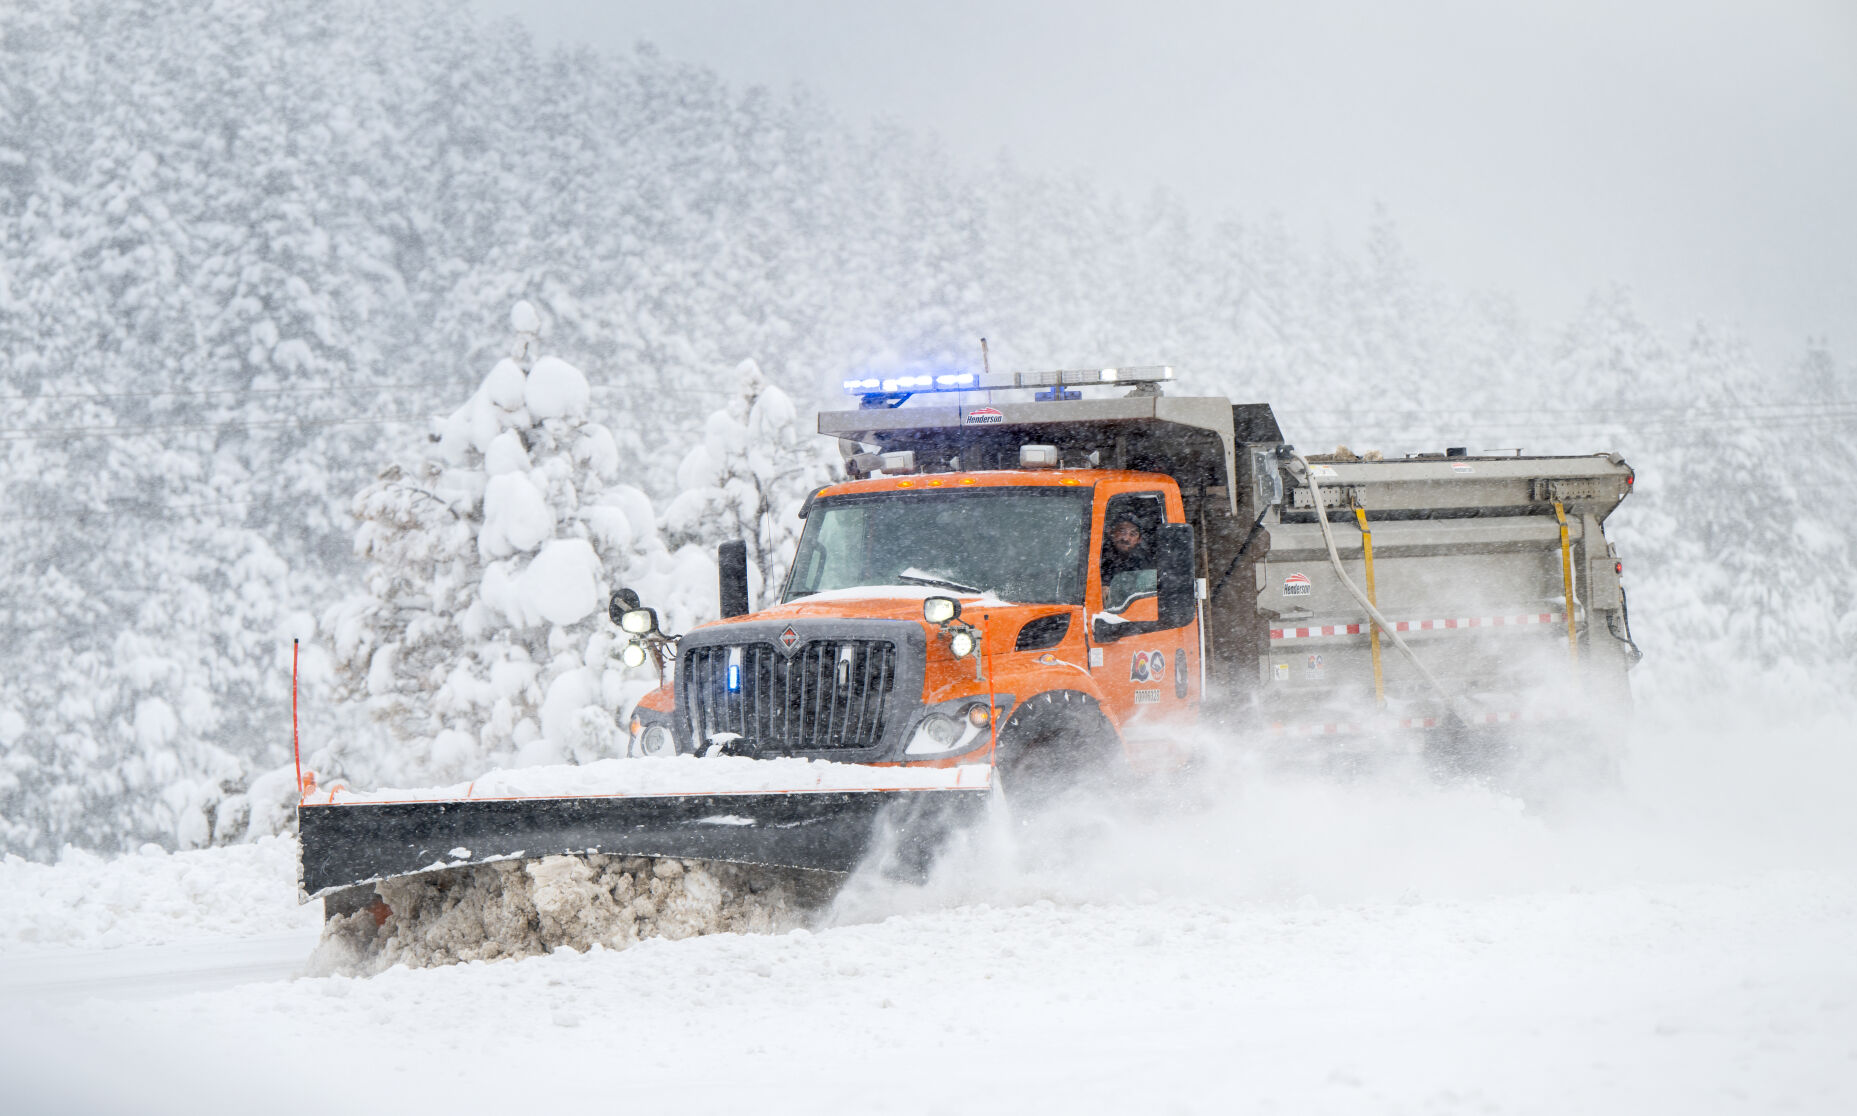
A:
1422,720,1517,782
1426,716,1624,804
992,691,1123,807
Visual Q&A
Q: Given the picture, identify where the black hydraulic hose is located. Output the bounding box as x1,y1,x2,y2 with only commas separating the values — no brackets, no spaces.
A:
1610,586,1645,666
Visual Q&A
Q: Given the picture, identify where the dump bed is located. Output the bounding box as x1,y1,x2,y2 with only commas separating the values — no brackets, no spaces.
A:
1248,453,1637,739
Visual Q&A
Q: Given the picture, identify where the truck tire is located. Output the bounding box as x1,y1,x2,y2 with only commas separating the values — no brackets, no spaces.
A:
992,691,1123,807
1425,715,1624,804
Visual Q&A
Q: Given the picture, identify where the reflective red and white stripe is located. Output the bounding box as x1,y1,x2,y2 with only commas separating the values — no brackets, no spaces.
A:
1267,710,1528,737
1269,613,1565,641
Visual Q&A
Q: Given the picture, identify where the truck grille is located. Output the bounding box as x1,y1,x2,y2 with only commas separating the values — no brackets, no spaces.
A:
683,639,898,752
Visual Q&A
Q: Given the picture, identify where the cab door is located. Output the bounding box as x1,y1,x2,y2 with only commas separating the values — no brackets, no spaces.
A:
1086,484,1200,766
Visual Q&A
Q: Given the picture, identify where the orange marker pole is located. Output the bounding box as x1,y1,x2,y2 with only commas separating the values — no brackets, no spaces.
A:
292,638,303,802
983,613,1000,771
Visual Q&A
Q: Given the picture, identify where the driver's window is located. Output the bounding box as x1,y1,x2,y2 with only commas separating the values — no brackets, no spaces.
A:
1101,493,1165,614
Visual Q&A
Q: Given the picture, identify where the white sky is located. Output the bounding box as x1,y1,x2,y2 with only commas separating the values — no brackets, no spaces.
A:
476,0,1857,370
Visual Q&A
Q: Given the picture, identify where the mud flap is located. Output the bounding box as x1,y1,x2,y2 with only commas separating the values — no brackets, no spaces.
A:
297,788,990,900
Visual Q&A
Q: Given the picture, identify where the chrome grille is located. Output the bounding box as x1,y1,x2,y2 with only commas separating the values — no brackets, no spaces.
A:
684,639,898,752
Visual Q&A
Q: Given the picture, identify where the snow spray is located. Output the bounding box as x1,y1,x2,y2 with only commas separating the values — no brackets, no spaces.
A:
826,676,1857,927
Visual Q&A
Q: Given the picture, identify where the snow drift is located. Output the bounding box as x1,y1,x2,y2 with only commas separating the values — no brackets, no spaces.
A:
314,855,833,974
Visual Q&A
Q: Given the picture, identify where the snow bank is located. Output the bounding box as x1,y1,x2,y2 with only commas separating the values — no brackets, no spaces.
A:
316,855,833,973
0,836,315,953
320,755,991,804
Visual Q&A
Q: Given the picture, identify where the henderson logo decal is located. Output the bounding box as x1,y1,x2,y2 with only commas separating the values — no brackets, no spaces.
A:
1283,572,1312,596
964,406,1005,425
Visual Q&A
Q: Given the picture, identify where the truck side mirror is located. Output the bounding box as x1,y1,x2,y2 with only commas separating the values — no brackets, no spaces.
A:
718,540,750,618
1154,523,1196,630
608,587,641,625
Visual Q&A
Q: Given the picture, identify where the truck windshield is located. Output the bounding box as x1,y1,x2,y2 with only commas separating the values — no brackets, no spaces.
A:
784,488,1091,605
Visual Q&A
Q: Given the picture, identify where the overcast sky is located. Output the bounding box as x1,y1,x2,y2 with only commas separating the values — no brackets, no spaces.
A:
477,0,1856,370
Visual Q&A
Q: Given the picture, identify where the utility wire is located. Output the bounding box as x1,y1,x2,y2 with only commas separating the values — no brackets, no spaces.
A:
2,397,1853,444
1290,401,1857,419
0,498,288,522
0,380,471,403
0,414,425,440
1,379,731,404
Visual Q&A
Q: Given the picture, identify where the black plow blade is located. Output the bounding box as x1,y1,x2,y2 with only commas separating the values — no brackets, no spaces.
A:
297,788,991,900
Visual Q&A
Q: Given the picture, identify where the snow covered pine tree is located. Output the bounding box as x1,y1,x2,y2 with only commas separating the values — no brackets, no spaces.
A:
325,303,673,787
660,359,832,606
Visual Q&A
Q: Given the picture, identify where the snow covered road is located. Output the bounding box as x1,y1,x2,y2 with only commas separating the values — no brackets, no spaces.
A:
5,870,1852,1114
3,697,1854,1114
0,930,320,1005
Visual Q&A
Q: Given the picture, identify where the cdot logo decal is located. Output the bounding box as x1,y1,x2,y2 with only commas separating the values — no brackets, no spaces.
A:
1129,650,1166,683
964,406,1005,425
1283,572,1312,596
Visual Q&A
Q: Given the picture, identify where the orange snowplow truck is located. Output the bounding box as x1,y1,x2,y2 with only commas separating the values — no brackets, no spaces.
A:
299,365,1639,900
622,365,1638,783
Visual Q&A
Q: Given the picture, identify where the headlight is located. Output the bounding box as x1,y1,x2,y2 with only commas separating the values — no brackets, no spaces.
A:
923,596,960,625
904,705,993,757
619,641,648,668
919,713,960,747
948,630,977,658
640,724,674,757
620,608,656,635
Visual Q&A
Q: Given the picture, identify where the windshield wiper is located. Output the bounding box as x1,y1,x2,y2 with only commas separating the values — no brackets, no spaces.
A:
897,568,982,595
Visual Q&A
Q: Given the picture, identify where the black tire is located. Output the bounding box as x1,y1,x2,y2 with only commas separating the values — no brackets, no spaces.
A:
1425,715,1626,807
993,691,1124,807
1422,718,1517,783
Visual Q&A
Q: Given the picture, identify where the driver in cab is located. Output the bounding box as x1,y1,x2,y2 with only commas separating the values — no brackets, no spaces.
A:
1101,513,1156,611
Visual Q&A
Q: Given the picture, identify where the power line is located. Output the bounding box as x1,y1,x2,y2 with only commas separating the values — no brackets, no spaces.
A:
0,380,470,404
3,393,1853,444
1,378,730,404
0,414,426,440
1291,412,1857,436
3,378,731,404
0,498,291,522
1290,401,1857,419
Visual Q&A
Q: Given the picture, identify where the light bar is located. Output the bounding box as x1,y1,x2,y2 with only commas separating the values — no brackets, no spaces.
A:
841,366,1173,397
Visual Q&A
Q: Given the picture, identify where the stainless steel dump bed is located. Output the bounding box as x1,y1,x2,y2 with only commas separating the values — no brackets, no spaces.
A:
1252,452,1639,742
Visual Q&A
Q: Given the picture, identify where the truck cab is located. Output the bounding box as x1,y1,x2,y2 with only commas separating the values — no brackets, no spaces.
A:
638,466,1204,771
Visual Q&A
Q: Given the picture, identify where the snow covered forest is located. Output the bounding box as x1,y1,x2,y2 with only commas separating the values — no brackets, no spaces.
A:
1,0,1852,859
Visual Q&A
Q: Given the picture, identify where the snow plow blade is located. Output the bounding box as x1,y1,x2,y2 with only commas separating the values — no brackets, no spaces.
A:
297,787,989,900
